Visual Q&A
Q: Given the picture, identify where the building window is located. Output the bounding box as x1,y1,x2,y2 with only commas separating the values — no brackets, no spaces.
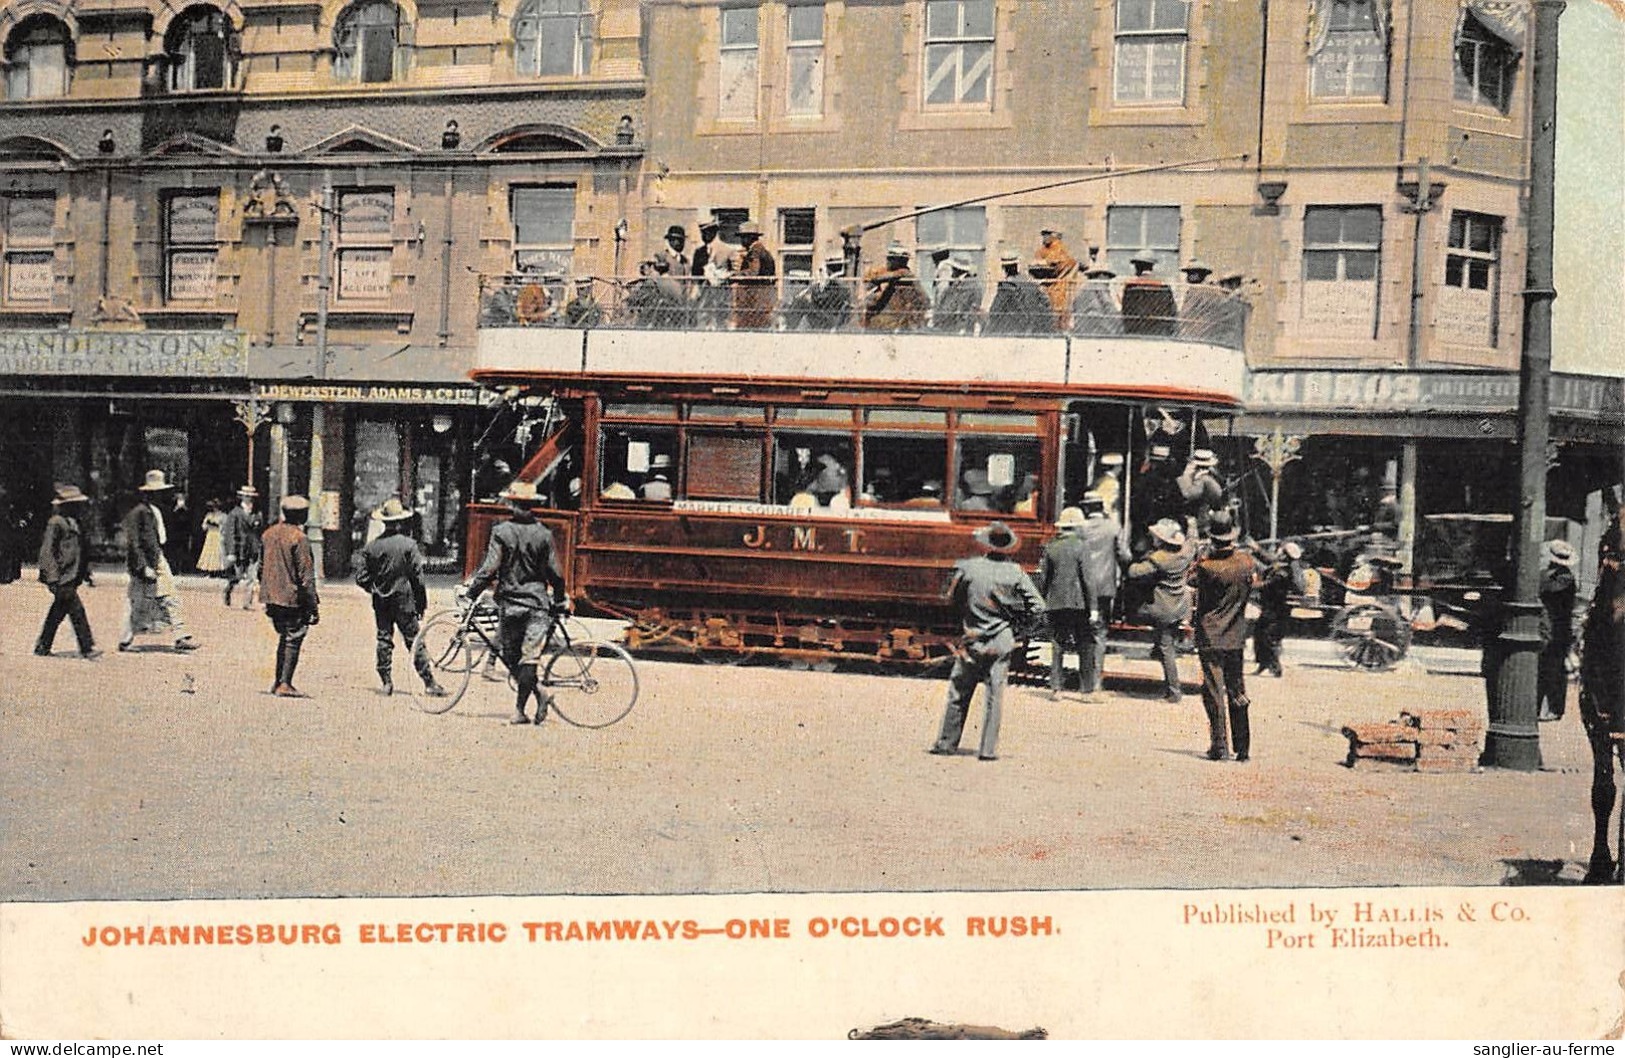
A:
923,0,993,108
336,188,394,300
1113,0,1186,105
334,0,404,84
786,3,824,116
1105,205,1180,277
511,185,575,274
1309,0,1386,100
1302,204,1381,335
778,207,816,276
1439,210,1501,346
164,192,220,303
718,6,759,122
166,6,235,91
1,193,55,303
915,205,985,295
514,0,592,78
4,16,71,100
1454,13,1516,112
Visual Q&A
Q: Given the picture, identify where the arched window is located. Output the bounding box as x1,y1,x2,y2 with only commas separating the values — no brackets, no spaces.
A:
513,0,593,78
166,6,235,91
5,16,72,100
335,0,405,83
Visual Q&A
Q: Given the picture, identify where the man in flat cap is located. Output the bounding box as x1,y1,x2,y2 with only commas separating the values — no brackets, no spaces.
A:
260,495,320,697
931,521,1046,762
34,483,100,660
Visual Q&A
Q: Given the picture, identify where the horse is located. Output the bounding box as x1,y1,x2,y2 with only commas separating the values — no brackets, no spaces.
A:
1579,512,1625,885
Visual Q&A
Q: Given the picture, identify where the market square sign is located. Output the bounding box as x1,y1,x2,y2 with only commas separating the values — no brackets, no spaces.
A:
0,330,248,377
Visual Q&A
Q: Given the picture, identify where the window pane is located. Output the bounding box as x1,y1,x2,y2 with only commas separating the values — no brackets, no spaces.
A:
1116,0,1152,33
513,187,574,246
1469,217,1496,253
788,4,822,42
916,211,948,247
1144,206,1180,247
1445,255,1465,287
776,407,854,423
1303,250,1340,280
1115,40,1149,101
1151,0,1188,31
689,404,764,421
1106,207,1142,246
719,48,758,120
924,43,957,104
360,25,395,82
600,427,679,498
955,436,1040,514
959,41,992,102
779,208,816,246
1342,250,1377,281
1148,40,1184,101
926,0,958,39
787,47,822,115
1304,208,1341,246
603,402,678,419
1468,259,1491,290
722,7,758,46
1479,47,1503,106
1448,213,1466,248
862,435,947,504
539,19,576,74
963,0,994,37
959,412,1039,431
1342,206,1382,245
515,23,537,73
866,409,947,427
773,433,853,505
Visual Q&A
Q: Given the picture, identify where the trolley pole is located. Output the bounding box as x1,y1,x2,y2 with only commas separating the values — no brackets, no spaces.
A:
1484,0,1563,771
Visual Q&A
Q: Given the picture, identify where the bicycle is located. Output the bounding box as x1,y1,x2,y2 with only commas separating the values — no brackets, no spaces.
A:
409,592,639,727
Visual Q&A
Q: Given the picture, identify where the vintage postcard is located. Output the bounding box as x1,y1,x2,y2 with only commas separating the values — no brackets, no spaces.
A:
1,0,1622,1040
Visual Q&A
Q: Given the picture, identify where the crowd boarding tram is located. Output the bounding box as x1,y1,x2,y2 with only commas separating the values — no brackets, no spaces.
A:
466,293,1248,665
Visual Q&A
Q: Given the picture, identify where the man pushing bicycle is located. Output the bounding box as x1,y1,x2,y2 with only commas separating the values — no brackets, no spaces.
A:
461,481,571,726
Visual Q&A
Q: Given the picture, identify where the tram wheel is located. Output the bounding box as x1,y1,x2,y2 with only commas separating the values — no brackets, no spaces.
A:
1328,602,1412,672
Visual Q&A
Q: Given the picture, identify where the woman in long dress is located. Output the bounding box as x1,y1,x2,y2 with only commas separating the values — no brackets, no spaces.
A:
196,498,227,575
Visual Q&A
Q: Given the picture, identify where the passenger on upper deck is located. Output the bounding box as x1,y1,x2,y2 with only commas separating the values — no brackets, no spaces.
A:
693,221,731,329
862,243,929,332
730,219,778,329
1211,270,1249,347
1070,262,1123,337
984,253,1054,336
1029,228,1079,331
561,277,603,329
932,255,984,335
516,270,563,326
651,256,692,329
691,220,722,278
807,255,855,331
624,259,665,328
1120,251,1178,337
654,225,690,277
1177,261,1232,345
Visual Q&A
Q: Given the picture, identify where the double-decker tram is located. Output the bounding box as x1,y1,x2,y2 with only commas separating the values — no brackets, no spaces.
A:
466,277,1248,664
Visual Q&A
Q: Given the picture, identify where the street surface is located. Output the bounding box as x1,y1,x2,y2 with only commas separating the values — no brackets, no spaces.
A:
0,574,1604,901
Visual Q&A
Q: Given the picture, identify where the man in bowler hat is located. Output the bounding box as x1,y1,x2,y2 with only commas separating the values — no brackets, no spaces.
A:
931,521,1046,762
34,484,101,659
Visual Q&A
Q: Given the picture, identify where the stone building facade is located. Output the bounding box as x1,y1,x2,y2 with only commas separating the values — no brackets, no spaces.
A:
0,0,644,572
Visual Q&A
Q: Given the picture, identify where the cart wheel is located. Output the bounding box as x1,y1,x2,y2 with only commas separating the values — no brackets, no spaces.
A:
1328,602,1412,672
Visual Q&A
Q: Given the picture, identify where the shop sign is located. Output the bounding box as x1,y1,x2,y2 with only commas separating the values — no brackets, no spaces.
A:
166,251,219,302
5,252,54,302
338,248,392,300
0,330,247,376
1247,370,1624,419
251,382,480,406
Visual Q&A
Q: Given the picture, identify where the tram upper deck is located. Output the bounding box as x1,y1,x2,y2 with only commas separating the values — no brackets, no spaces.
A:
472,274,1248,407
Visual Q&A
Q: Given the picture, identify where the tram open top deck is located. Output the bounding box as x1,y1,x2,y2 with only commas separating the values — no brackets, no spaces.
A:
466,283,1249,663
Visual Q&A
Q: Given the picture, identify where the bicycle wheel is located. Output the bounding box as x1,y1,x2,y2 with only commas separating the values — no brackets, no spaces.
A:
1328,602,1411,672
410,610,477,713
543,639,639,728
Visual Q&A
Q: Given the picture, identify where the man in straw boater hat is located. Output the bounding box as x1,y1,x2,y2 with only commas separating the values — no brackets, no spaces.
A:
355,498,446,699
260,495,320,697
118,469,200,653
462,480,570,725
34,483,101,660
222,484,264,609
1038,506,1093,701
930,521,1046,762
1191,510,1257,762
1537,538,1580,722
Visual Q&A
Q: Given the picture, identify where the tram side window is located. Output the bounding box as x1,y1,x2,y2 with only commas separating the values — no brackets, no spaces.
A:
862,433,949,506
773,431,854,509
956,434,1041,515
599,426,678,501
687,431,765,501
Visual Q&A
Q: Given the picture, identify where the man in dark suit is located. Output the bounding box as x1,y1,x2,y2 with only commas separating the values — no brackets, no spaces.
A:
222,484,264,609
34,483,101,660
356,498,445,698
463,481,570,725
1039,507,1091,700
119,469,199,652
1192,512,1257,761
